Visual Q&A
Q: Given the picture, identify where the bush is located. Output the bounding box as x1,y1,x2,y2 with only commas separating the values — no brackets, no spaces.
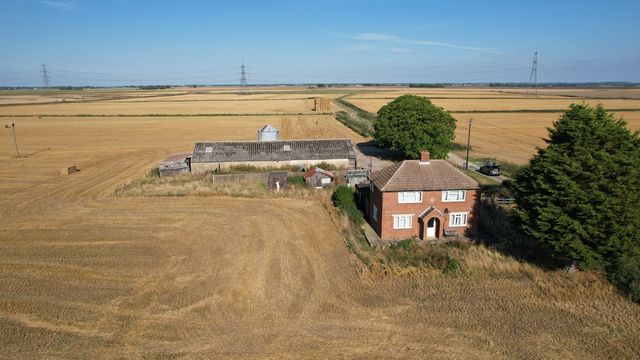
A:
148,167,160,178
332,185,363,225
443,258,461,275
287,175,305,186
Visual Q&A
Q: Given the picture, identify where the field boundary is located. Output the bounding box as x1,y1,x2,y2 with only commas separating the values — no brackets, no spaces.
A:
0,112,334,118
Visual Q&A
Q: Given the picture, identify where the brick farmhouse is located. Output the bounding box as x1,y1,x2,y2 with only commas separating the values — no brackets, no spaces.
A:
367,151,480,241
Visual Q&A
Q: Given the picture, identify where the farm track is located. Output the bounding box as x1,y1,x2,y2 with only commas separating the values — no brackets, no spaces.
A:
1,87,639,358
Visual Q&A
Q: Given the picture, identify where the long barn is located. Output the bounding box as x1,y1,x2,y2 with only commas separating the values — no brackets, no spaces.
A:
190,139,357,174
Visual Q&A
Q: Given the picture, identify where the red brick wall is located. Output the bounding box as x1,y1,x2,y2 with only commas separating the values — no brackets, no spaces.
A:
368,185,480,241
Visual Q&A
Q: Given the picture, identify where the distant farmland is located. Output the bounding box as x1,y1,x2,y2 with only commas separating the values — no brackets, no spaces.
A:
345,88,640,164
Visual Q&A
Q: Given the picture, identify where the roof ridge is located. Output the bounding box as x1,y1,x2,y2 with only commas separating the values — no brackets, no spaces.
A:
380,161,405,191
196,138,353,144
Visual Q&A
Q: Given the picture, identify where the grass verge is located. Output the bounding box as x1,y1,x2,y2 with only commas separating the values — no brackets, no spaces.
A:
334,111,374,138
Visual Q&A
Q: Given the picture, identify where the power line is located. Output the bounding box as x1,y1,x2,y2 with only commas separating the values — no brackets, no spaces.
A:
40,63,50,88
527,51,538,96
240,59,248,93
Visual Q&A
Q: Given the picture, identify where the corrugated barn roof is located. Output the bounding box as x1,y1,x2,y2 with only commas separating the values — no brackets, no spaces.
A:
191,139,355,163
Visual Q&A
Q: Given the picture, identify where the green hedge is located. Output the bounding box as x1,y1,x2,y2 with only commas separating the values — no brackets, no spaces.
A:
332,185,363,224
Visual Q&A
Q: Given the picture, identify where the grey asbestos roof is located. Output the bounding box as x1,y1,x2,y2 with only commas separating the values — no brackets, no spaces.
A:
369,160,479,191
191,139,355,163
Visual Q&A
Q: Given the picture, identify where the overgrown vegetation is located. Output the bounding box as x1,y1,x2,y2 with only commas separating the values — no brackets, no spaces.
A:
286,175,305,186
115,171,317,198
218,164,303,174
332,185,363,225
334,110,374,137
334,96,377,122
512,104,640,302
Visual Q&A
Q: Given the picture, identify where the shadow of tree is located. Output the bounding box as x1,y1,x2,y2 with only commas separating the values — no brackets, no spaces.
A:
355,140,405,161
476,185,566,271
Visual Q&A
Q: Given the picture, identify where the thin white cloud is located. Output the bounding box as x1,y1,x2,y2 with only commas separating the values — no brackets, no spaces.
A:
349,32,504,55
389,47,413,53
39,0,76,10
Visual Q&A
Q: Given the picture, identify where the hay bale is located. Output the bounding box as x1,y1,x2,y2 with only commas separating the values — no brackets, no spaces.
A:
61,165,78,176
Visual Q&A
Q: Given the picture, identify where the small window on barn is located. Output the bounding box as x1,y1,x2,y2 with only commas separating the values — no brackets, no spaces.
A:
205,146,213,153
283,145,291,151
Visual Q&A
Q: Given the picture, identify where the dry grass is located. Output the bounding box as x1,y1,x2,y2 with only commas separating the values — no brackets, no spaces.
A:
0,87,639,358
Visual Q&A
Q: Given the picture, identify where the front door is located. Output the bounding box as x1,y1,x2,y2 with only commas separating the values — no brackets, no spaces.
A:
426,218,438,239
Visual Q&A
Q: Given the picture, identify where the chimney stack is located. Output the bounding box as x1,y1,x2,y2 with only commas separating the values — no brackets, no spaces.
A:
420,150,430,164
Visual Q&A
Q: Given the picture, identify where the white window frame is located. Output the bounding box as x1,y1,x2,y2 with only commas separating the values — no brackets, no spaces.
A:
449,212,468,227
372,205,378,223
398,191,423,204
393,214,413,229
442,190,466,202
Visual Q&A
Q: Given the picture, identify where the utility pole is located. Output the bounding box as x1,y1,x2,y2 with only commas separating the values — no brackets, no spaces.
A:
5,123,20,157
40,63,50,89
527,51,538,96
465,118,472,170
240,59,247,94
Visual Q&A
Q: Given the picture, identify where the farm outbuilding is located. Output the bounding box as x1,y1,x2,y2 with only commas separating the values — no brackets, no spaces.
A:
268,171,288,192
158,153,191,177
190,139,357,174
303,167,335,188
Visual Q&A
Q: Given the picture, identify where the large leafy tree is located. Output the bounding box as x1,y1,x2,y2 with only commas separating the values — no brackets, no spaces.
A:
512,104,640,300
374,95,456,159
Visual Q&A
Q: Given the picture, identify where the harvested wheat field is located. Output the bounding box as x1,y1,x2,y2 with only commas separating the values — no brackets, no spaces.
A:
343,87,640,165
348,96,640,114
1,88,640,358
452,111,640,164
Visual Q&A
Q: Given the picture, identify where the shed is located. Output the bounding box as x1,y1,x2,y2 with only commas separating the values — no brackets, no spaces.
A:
257,125,279,142
346,169,369,186
303,167,335,188
158,153,191,177
268,171,288,192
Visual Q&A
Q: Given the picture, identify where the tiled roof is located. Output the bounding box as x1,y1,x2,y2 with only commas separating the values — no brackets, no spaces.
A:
191,139,355,163
369,160,479,191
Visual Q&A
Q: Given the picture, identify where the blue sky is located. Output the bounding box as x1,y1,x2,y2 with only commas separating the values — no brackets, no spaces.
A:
1,0,639,86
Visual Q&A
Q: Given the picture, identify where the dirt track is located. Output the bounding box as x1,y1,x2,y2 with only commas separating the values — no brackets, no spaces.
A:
1,89,640,359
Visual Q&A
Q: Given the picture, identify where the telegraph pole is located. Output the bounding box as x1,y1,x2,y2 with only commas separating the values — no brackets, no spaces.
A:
41,63,50,88
465,118,472,170
5,123,20,157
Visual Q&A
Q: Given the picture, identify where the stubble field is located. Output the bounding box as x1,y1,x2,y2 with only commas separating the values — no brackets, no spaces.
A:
346,88,640,164
1,87,639,359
